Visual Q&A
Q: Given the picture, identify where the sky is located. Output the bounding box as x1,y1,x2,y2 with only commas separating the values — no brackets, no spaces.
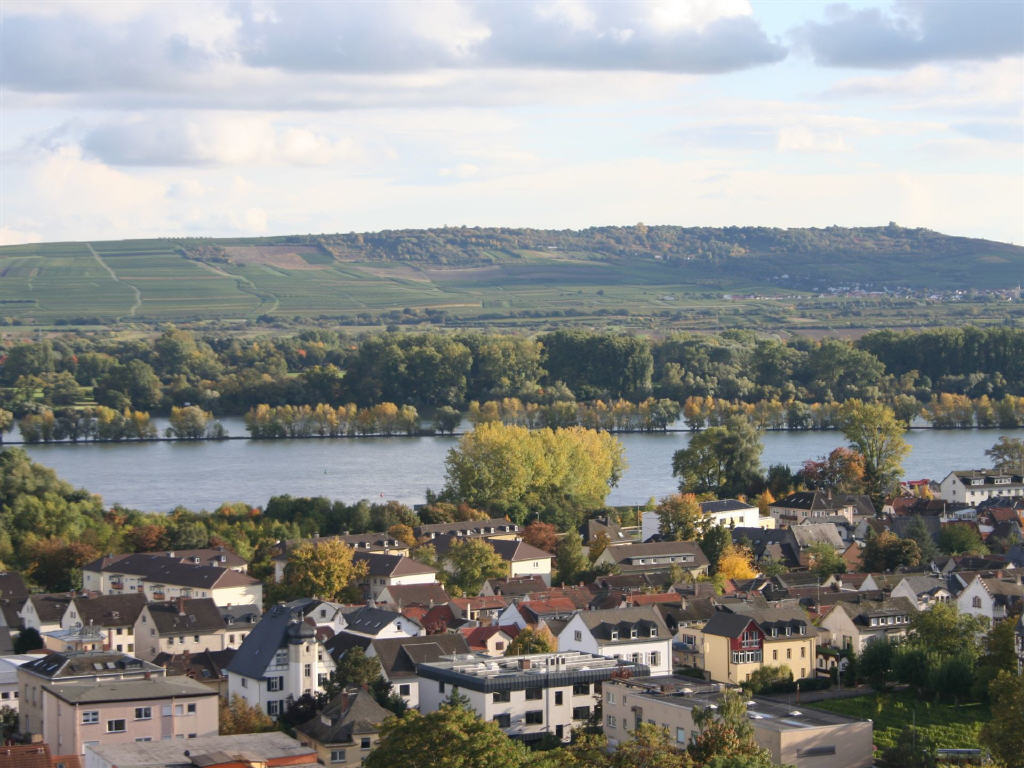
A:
1,0,1022,245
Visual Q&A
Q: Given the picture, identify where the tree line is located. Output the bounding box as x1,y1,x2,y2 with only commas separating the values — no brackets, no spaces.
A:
5,327,1024,422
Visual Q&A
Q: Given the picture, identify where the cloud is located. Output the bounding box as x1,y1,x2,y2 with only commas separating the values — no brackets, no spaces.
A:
793,1,1024,68
78,115,359,167
953,121,1024,144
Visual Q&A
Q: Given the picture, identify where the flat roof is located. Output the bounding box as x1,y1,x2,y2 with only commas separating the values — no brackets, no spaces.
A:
417,651,648,692
85,732,314,768
47,676,217,704
607,676,870,732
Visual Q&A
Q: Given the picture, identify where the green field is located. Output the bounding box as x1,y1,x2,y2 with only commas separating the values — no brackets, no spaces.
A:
809,692,990,751
1,227,1022,332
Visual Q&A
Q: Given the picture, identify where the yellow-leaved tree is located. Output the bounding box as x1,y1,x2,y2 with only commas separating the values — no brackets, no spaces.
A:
283,538,368,602
717,543,757,580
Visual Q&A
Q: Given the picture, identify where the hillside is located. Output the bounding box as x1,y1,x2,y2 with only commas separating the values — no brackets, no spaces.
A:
1,225,1021,331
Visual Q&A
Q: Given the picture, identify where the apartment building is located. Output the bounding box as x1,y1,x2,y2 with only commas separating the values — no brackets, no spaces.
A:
701,603,816,684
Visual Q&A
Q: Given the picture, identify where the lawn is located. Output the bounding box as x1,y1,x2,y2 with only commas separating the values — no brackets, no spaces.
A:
809,692,990,751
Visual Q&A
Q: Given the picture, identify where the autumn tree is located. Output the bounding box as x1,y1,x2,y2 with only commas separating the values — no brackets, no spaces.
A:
837,401,910,502
656,493,709,541
282,538,368,602
799,447,866,493
505,626,556,656
716,544,757,580
672,416,763,498
219,694,276,735
387,524,416,549
444,538,507,596
610,723,692,768
522,521,559,554
986,436,1024,475
860,530,921,572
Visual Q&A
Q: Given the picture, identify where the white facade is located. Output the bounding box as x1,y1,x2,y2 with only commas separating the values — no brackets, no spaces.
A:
508,557,552,585
939,471,1024,504
365,571,437,601
641,500,761,542
227,629,334,718
557,613,672,676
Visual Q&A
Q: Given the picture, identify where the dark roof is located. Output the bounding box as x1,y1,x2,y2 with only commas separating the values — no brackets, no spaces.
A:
700,499,757,514
891,515,941,543
602,541,709,566
485,575,548,597
0,572,29,601
377,583,450,608
731,528,801,568
342,606,416,636
576,606,669,644
323,632,373,661
296,688,391,746
580,516,624,544
352,551,436,578
26,594,74,624
20,651,158,679
70,594,147,628
488,539,553,563
220,604,263,626
145,599,227,635
154,648,236,681
370,634,470,679
413,518,517,537
224,605,313,679
703,611,760,639
84,548,247,572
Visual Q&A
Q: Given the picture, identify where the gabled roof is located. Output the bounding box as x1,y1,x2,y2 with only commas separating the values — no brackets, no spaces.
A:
831,596,916,627
323,632,373,660
483,539,553,563
370,634,470,679
84,548,247,573
790,524,844,551
377,583,450,608
353,551,436,578
154,648,236,680
460,625,520,650
580,516,624,544
574,606,669,643
342,605,418,636
702,611,761,639
519,598,577,622
601,541,709,566
296,688,391,746
88,554,259,590
0,572,29,601
413,518,518,537
25,594,74,624
701,499,758,514
21,650,159,679
69,593,148,628
145,599,227,635
485,575,548,596
224,604,312,679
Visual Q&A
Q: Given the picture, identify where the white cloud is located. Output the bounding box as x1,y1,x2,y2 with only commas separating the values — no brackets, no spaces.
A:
776,125,849,153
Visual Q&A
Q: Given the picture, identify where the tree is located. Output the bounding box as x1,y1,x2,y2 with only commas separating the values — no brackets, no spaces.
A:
743,665,793,694
443,422,625,516
878,726,938,768
799,447,866,493
806,541,845,579
330,648,383,690
689,689,770,766
986,436,1024,475
522,521,559,554
973,617,1018,700
980,670,1024,768
672,416,763,498
283,538,368,602
656,493,709,541
716,544,757,580
908,602,986,659
219,694,276,734
13,627,43,654
610,722,692,768
364,701,532,768
937,522,988,555
0,409,12,442
555,532,590,585
837,401,910,502
860,530,921,572
387,523,417,549
445,538,507,596
505,626,556,656
902,515,937,562
433,406,462,435
700,526,732,577
858,638,894,690
0,705,17,742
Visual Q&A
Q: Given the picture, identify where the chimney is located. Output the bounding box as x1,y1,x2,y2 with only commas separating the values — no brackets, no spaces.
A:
518,658,532,670
340,690,350,712
177,597,187,616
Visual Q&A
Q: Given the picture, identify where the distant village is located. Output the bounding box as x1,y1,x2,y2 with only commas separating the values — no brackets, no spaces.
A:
1,466,1021,768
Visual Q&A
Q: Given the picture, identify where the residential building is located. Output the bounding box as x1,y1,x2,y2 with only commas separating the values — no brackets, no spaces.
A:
480,575,549,598
939,470,1024,505
83,732,317,768
152,649,235,697
602,676,873,768
641,499,763,542
225,605,335,718
417,651,646,744
412,518,519,541
956,575,1024,621
60,594,147,655
448,596,508,624
487,540,554,585
365,633,471,710
459,625,520,656
134,599,229,661
20,595,75,634
294,688,391,767
769,491,862,526
375,583,450,611
593,542,709,579
0,654,36,712
701,603,816,684
890,575,952,611
352,553,438,601
339,606,420,639
556,606,672,675
81,554,261,607
818,597,915,653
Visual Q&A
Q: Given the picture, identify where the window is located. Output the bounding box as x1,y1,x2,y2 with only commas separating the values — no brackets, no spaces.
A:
186,703,196,714
555,691,563,705
240,678,247,688
606,691,615,704
495,641,504,651
606,715,617,728
493,691,511,703
676,727,687,744
572,706,590,720
630,628,638,638
134,738,152,743
650,651,660,668
649,627,658,637
361,738,371,750
267,701,280,716
107,719,126,733
573,683,590,695
82,711,99,725
330,750,346,763
134,707,152,720
525,711,543,725
494,714,511,728
162,705,172,717
786,648,792,660
525,688,542,700
574,630,582,642
972,596,982,609
175,705,184,715
399,684,410,696
610,630,618,640
268,677,284,692
797,746,837,757
772,650,778,661
304,663,312,678
801,647,806,658
438,682,445,693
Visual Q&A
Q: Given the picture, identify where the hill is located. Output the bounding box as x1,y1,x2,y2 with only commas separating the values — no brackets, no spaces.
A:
1,224,1021,331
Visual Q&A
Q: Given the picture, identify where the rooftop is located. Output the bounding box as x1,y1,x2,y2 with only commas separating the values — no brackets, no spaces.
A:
417,651,648,692
83,732,314,768
47,675,217,704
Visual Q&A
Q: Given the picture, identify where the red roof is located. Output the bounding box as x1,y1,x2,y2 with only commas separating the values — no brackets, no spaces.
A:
459,624,521,650
627,592,683,606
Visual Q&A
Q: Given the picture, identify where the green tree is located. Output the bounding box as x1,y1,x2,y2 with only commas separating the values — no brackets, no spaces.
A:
505,626,557,656
689,689,772,766
13,627,43,654
806,541,846,579
330,648,383,690
555,532,589,585
980,670,1024,768
434,406,463,435
858,639,894,690
971,617,1017,700
700,525,732,577
445,538,507,596
610,722,692,768
743,665,793,694
364,701,532,768
860,530,921,572
878,725,938,768
656,493,709,541
672,416,763,497
0,409,12,442
902,515,938,562
837,401,910,502
986,436,1024,475
908,602,986,659
282,539,368,602
937,522,988,555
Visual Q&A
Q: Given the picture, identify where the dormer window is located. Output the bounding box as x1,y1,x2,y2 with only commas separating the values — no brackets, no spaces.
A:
649,627,658,638
630,628,638,639
610,630,619,641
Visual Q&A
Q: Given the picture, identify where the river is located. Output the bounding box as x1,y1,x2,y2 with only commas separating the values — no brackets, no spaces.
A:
13,418,1024,514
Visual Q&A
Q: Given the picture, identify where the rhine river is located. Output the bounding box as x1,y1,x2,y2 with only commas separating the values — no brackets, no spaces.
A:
15,418,1024,514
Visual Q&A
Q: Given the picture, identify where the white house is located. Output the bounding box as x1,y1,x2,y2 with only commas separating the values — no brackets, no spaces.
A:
353,553,439,601
593,541,709,579
641,499,763,542
889,575,952,611
556,606,672,676
956,575,1024,622
225,605,335,718
339,606,420,639
417,651,646,744
939,470,1024,505
818,597,915,653
366,634,470,710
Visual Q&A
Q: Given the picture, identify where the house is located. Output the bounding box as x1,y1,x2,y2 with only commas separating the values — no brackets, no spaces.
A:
460,625,520,656
134,599,229,661
0,571,30,602
487,540,554,585
225,604,335,718
339,606,419,639
557,606,672,675
580,515,628,546
498,598,577,630
593,542,709,578
412,518,519,541
731,528,803,570
602,676,873,768
890,575,952,611
417,651,646,744
0,654,37,713
20,595,75,634
83,732,316,768
376,583,450,611
352,552,438,601
364,633,470,710
81,553,261,607
449,596,508,624
956,575,1024,621
939,470,1024,505
152,649,236,697
480,575,549,598
59,594,147,655
819,596,915,653
641,499,764,542
18,650,218,754
657,600,715,670
294,687,391,767
700,603,816,684
1,744,81,768
769,491,859,526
